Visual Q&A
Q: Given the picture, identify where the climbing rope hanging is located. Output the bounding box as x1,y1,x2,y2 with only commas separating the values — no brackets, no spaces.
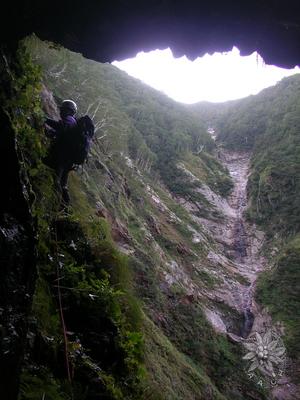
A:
54,221,72,383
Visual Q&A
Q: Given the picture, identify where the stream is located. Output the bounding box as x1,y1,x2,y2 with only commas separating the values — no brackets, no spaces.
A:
217,150,299,399
220,150,261,338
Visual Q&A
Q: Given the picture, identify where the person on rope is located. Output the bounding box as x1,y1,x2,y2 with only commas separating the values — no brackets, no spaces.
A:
45,99,95,207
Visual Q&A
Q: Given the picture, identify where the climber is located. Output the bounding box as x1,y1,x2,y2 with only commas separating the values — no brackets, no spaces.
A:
45,99,95,207
44,99,78,206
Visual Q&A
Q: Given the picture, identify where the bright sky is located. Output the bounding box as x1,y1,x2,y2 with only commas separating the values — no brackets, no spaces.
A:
112,47,300,103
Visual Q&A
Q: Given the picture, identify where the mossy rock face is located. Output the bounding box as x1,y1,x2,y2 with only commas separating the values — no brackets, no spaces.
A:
0,38,61,399
20,208,146,400
0,40,145,400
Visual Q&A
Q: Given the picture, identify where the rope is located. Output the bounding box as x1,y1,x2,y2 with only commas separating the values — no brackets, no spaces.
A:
54,223,72,384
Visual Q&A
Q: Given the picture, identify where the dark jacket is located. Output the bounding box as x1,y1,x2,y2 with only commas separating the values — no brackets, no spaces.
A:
45,115,77,168
45,115,77,138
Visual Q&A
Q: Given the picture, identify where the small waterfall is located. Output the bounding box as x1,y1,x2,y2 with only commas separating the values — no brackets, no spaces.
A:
217,152,262,340
233,218,247,262
240,280,255,338
241,308,254,338
233,211,255,337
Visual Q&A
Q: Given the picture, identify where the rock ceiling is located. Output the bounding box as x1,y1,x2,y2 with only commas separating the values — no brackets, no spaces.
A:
5,0,300,67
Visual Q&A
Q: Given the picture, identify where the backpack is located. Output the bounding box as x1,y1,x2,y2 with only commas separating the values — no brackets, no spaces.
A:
59,115,95,165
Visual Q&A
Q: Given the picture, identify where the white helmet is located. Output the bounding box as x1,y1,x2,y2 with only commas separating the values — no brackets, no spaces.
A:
60,99,77,115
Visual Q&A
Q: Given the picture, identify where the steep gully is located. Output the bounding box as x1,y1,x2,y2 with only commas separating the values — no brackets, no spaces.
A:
195,148,267,340
200,148,300,399
220,150,258,338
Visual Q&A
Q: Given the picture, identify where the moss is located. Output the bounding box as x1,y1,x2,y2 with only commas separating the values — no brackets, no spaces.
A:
31,277,61,340
160,302,267,399
196,269,220,288
143,316,227,400
19,369,70,400
25,211,145,398
182,152,233,198
2,39,60,263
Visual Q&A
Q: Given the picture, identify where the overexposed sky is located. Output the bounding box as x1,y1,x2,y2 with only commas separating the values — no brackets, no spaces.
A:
112,47,299,103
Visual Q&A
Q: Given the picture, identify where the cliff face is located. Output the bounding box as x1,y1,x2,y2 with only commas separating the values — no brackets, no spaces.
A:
1,36,299,400
0,47,45,400
0,42,145,400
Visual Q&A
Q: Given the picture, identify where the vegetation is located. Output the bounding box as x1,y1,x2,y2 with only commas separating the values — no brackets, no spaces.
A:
21,214,145,400
192,73,300,376
6,40,145,400
256,236,300,364
14,34,295,399
26,34,226,200
193,74,300,235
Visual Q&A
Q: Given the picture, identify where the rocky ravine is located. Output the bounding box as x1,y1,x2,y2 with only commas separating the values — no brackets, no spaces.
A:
219,150,264,336
178,150,266,337
190,148,299,400
114,139,299,398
